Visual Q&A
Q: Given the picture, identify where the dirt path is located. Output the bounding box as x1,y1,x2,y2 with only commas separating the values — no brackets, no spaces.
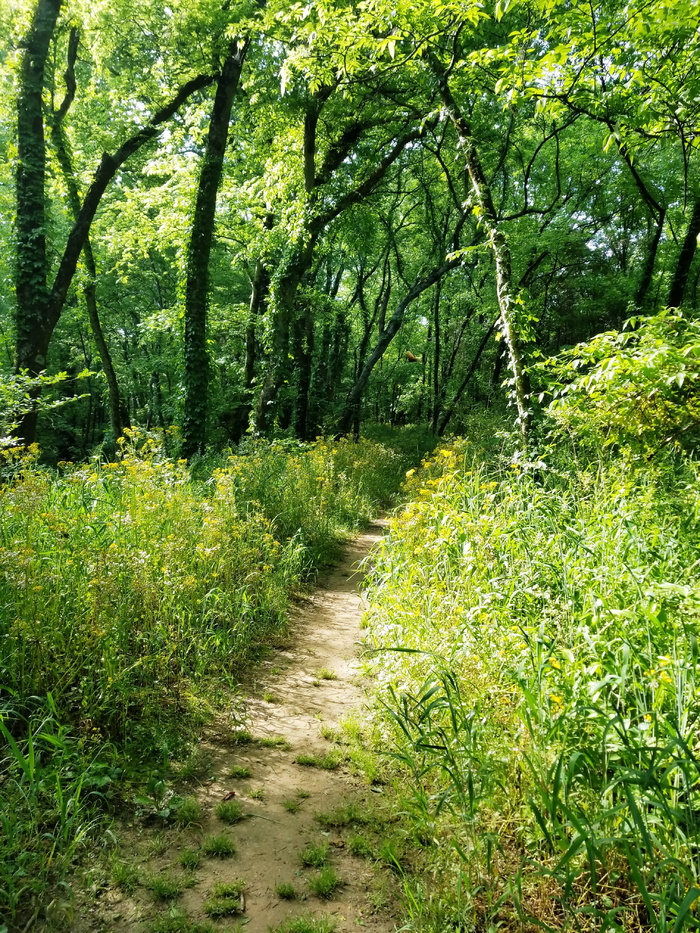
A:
89,520,395,933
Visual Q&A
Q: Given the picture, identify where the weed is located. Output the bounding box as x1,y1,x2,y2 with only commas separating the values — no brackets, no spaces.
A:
282,797,301,813
307,866,343,899
272,916,336,933
174,796,203,826
294,751,342,770
296,789,311,799
174,749,212,783
249,786,265,800
148,909,218,933
147,831,174,858
201,833,236,858
319,724,341,742
255,734,291,749
228,765,251,779
215,798,244,824
112,859,141,892
228,730,255,746
180,848,201,871
262,692,277,703
203,880,245,917
0,434,412,926
314,803,373,828
143,873,195,901
348,834,374,858
299,842,329,868
378,839,405,874
314,668,338,681
275,881,298,899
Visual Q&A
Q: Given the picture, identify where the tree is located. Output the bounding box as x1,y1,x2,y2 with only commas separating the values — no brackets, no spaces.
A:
13,0,214,444
182,38,249,459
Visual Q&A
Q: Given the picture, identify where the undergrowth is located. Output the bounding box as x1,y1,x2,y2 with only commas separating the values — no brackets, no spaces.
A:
364,425,700,931
0,429,423,927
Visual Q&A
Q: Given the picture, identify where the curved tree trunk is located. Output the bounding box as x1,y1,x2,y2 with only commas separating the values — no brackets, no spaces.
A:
14,0,63,443
15,0,214,446
438,319,498,435
182,40,248,459
635,208,665,309
667,198,700,310
51,27,129,444
430,56,530,446
337,255,460,436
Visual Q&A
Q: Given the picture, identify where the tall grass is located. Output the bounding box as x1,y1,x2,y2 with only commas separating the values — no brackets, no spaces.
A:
0,429,418,926
363,439,700,931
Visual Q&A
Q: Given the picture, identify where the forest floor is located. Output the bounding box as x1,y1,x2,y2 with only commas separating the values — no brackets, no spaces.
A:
77,520,397,933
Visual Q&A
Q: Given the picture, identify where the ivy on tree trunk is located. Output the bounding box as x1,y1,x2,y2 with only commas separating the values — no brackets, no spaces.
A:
182,40,248,459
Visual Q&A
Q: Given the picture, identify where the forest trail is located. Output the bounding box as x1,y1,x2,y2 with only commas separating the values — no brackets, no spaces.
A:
87,520,395,933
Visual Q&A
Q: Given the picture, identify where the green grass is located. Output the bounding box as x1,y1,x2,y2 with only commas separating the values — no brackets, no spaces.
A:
0,433,415,927
174,796,203,825
173,748,213,783
282,797,301,813
254,734,291,749
348,834,374,858
314,668,338,681
271,917,337,933
307,866,343,899
203,880,245,917
180,848,201,871
299,841,329,868
362,429,700,930
148,910,218,933
112,859,141,892
249,786,265,800
215,798,244,824
228,765,251,778
227,729,255,746
314,803,374,828
319,724,341,742
275,881,298,899
294,751,343,770
143,873,195,901
201,833,236,858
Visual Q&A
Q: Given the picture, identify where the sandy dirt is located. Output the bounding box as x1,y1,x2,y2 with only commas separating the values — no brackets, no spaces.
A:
83,519,396,933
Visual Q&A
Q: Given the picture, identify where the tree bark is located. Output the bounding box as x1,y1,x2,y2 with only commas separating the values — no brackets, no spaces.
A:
438,319,498,435
431,279,442,433
667,198,700,310
430,56,530,445
635,208,665,309
337,255,461,436
14,0,63,442
15,12,214,446
51,27,129,444
182,40,248,459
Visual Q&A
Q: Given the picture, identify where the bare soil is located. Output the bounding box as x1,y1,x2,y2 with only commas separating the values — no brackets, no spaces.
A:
82,520,397,933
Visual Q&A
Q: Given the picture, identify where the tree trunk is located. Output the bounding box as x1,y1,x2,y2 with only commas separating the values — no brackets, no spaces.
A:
182,40,248,459
337,255,460,436
15,14,214,446
51,27,129,444
292,300,315,440
431,280,442,433
438,319,498,435
430,57,530,445
254,238,316,434
14,0,63,443
635,208,665,309
667,198,700,309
